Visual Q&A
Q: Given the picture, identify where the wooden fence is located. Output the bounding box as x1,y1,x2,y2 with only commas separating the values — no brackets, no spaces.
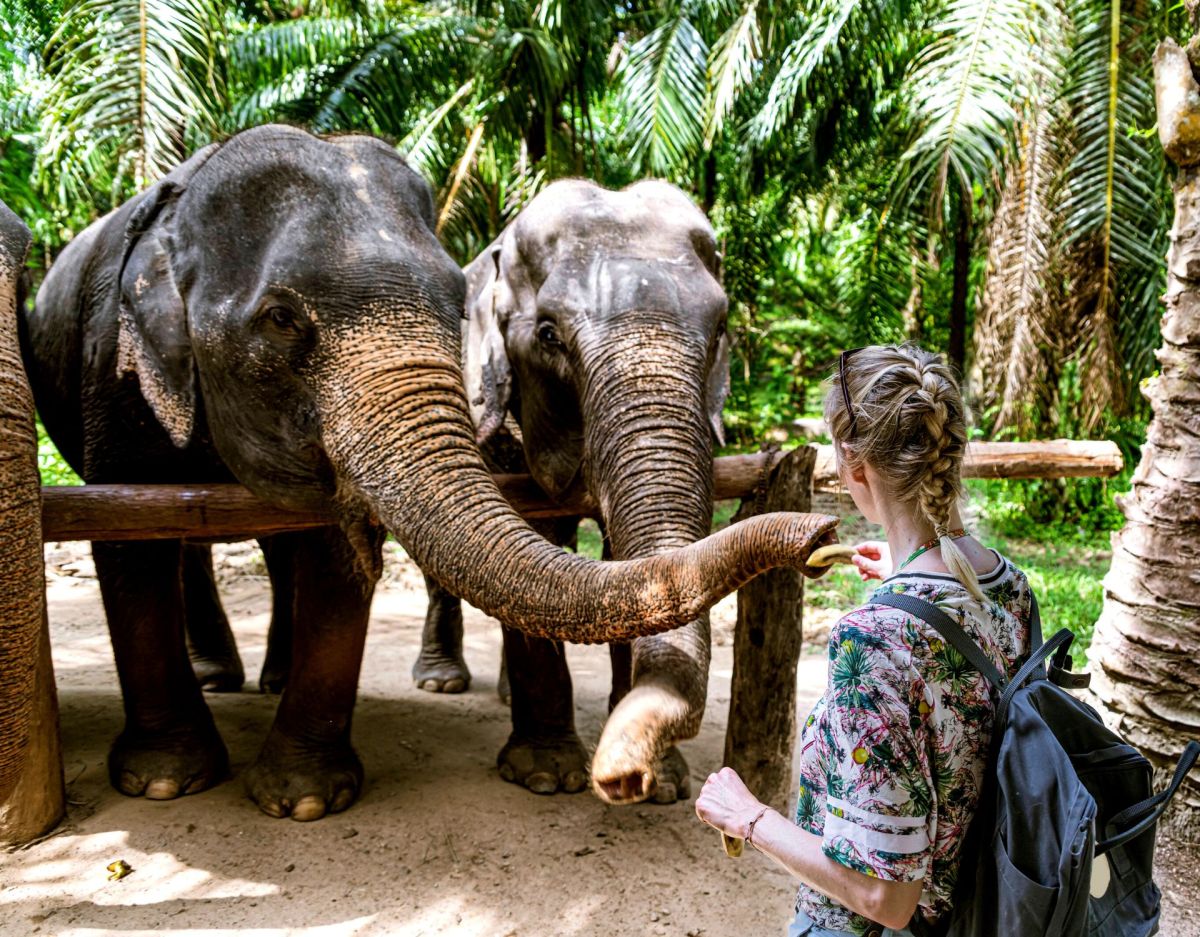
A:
29,438,1122,816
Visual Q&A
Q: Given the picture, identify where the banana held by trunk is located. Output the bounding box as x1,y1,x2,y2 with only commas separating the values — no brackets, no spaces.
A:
808,543,856,568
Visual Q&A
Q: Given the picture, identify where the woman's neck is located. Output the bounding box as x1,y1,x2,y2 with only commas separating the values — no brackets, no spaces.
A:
880,505,966,576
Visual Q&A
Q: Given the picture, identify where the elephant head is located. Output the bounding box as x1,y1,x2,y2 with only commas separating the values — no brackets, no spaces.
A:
466,178,728,549
116,127,835,644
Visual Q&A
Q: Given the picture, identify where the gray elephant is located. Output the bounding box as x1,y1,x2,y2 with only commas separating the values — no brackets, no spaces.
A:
19,126,838,820
416,179,735,804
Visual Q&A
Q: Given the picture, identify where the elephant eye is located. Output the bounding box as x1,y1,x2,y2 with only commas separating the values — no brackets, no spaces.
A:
715,318,727,339
536,320,563,348
262,304,302,335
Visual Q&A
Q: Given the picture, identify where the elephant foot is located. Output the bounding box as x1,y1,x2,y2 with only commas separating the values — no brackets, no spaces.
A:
109,718,229,800
412,650,471,694
497,733,588,795
258,662,288,695
244,729,363,822
190,655,245,693
591,683,691,806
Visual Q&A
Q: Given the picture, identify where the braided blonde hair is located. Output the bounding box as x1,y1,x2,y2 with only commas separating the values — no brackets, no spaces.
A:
824,344,984,602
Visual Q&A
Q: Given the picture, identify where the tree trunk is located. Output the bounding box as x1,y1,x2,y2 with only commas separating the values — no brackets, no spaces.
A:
1087,37,1200,828
949,194,971,376
0,200,65,844
725,445,815,811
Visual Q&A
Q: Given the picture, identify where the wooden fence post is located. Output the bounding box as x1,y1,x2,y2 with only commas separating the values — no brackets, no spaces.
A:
724,445,816,812
0,202,64,845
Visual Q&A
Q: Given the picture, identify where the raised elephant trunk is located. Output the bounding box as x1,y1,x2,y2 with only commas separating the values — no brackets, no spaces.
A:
581,323,714,558
582,322,720,789
317,332,836,645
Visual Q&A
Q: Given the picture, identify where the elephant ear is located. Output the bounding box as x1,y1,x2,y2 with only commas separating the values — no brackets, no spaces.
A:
115,146,216,448
707,330,731,447
463,240,513,445
698,233,730,446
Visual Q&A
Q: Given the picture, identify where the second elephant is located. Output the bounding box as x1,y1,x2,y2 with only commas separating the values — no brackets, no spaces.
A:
434,179,733,805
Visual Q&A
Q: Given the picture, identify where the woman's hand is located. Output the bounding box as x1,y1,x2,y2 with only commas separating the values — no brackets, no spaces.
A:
695,767,767,839
851,540,891,581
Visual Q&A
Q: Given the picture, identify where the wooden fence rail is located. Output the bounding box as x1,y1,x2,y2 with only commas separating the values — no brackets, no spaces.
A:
41,439,1122,542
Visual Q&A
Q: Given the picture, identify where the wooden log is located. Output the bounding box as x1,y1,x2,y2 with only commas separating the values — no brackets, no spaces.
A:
40,439,1124,542
723,444,815,812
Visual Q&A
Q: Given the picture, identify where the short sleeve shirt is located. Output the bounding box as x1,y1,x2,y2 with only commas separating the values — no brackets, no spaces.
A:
794,555,1033,934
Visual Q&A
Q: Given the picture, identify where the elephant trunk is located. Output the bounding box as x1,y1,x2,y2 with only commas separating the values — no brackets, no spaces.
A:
0,202,39,802
581,323,715,728
316,329,837,644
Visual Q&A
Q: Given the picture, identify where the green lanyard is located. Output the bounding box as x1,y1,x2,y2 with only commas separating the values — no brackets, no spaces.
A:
899,528,967,570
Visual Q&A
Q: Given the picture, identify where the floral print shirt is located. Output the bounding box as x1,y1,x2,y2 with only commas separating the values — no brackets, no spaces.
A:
794,554,1033,934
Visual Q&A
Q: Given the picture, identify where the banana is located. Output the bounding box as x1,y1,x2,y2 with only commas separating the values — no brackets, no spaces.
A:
808,543,857,568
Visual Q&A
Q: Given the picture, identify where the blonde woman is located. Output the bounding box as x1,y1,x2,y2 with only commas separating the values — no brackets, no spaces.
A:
695,345,1035,937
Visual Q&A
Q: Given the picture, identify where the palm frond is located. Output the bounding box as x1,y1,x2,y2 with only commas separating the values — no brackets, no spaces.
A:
892,0,1053,223
704,0,760,149
615,2,708,175
1057,0,1165,428
974,96,1063,433
39,0,225,197
747,0,923,148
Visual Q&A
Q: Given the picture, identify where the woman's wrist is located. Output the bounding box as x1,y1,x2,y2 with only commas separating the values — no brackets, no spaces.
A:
744,804,772,845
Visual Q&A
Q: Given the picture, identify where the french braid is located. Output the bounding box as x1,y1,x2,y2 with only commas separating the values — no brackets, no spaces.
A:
823,344,985,602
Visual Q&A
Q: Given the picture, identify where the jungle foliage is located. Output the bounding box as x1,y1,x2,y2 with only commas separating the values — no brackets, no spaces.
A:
1,0,1185,524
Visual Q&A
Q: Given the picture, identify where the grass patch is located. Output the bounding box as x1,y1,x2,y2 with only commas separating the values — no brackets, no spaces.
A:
37,418,80,486
980,531,1110,668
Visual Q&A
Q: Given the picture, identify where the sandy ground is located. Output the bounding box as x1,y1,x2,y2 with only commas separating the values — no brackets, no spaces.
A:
2,543,1196,937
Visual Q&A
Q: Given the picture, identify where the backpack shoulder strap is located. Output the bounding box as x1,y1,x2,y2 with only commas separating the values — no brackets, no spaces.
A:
1028,590,1043,650
872,592,1007,691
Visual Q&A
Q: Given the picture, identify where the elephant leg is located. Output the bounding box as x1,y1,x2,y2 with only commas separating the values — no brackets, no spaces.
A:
258,534,296,695
182,544,244,693
243,525,376,821
496,645,510,706
412,572,470,693
93,539,229,800
497,627,587,795
497,515,585,794
592,615,709,806
608,643,632,712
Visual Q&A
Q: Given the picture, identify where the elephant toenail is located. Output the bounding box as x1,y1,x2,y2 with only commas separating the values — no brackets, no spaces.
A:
442,678,466,693
563,772,587,793
498,763,516,782
119,771,146,796
145,778,181,800
526,773,558,795
330,788,356,813
419,679,442,692
291,796,327,822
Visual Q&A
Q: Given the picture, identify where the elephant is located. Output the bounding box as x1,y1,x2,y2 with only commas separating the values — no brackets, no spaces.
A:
413,179,738,804
19,125,838,821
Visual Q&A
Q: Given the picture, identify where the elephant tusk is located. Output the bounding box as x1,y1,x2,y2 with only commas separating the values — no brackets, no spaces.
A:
721,832,744,858
808,543,857,568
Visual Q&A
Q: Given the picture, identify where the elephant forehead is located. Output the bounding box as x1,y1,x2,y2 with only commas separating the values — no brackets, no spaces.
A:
543,253,716,315
520,181,711,251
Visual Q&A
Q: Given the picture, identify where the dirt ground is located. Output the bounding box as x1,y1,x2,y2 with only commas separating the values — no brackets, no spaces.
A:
2,542,1196,937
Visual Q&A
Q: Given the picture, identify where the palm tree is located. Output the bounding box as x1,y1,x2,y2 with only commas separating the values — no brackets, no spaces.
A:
1087,34,1200,826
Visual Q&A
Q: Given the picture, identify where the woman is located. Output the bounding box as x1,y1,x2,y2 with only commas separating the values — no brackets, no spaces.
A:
696,345,1034,937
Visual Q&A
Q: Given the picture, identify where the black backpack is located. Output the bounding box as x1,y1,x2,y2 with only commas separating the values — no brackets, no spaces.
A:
873,592,1199,937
